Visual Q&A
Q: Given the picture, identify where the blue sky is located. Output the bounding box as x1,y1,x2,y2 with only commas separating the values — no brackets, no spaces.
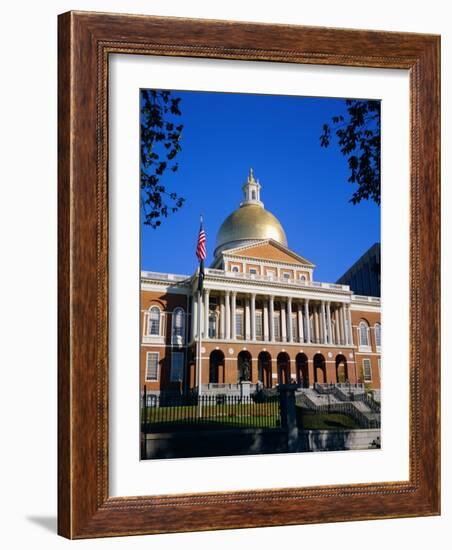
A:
140,90,380,283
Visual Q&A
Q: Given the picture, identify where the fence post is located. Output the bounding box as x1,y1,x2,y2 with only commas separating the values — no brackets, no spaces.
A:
277,384,300,452
141,385,147,459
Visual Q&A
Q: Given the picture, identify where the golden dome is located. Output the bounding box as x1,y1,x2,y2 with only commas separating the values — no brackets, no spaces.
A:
214,203,288,255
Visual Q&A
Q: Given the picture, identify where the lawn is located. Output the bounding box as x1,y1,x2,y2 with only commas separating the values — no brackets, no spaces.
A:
142,403,280,431
298,411,360,430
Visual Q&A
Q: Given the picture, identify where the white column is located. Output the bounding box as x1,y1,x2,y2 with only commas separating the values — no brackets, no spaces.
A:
231,291,237,340
245,297,251,340
341,305,347,345
251,293,256,341
269,296,275,342
298,303,304,343
192,295,198,339
321,301,327,344
204,289,210,339
314,306,320,343
326,302,332,344
225,291,231,340
263,300,269,341
220,294,225,340
286,297,293,342
281,303,287,342
334,308,340,345
304,299,311,343
347,304,353,345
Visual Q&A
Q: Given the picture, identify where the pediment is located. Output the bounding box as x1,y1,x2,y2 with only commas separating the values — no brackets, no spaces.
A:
224,239,315,267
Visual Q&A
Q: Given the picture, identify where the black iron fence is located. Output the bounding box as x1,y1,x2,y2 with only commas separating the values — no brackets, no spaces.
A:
141,393,281,431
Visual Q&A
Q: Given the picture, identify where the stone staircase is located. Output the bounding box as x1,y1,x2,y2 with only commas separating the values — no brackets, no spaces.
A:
296,385,381,429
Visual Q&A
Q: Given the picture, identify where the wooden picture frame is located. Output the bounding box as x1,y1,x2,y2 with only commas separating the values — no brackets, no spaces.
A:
58,11,440,538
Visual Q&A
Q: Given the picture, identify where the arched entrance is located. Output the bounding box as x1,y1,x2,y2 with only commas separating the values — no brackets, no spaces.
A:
335,354,348,383
237,350,252,382
314,353,326,384
257,351,272,388
209,350,225,383
277,352,290,385
296,353,309,388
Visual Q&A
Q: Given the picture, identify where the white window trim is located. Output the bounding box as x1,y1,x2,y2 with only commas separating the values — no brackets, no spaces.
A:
374,323,381,353
171,307,185,346
362,358,372,382
358,322,371,352
143,306,165,344
145,351,159,382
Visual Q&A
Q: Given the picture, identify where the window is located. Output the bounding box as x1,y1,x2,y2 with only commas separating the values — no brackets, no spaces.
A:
145,352,159,381
299,274,307,282
267,270,275,280
255,311,263,339
148,306,161,335
235,311,244,338
375,323,381,349
359,320,370,347
283,272,291,280
172,307,185,343
232,266,239,273
273,313,281,341
362,358,372,382
249,268,257,275
251,190,256,200
170,351,184,382
291,312,298,341
208,311,217,338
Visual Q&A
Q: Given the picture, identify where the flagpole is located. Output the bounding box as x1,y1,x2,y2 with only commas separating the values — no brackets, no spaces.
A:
196,283,203,418
195,214,206,419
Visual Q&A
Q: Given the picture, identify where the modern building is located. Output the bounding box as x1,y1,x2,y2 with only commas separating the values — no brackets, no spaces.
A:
140,170,381,398
336,242,381,298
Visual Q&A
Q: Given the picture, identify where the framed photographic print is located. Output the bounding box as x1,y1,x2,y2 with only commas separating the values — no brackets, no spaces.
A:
58,11,440,538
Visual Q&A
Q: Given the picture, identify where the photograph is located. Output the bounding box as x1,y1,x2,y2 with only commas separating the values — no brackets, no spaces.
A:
139,89,382,460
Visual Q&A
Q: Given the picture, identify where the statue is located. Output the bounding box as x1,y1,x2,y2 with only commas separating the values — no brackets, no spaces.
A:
240,358,251,382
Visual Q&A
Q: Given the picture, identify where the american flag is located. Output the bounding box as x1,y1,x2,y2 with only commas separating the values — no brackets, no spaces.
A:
196,217,207,262
196,217,206,292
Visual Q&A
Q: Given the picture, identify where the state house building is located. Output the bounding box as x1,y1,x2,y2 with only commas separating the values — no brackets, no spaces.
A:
140,170,381,397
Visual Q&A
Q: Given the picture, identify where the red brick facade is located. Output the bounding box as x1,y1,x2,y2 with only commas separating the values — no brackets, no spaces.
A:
140,288,381,395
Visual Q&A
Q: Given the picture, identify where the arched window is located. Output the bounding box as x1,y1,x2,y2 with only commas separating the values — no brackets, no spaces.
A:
251,190,256,200
172,307,185,343
375,323,381,349
359,320,370,347
148,306,161,335
232,266,239,273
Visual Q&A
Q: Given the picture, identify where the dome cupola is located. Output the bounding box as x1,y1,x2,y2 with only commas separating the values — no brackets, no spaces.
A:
214,169,288,256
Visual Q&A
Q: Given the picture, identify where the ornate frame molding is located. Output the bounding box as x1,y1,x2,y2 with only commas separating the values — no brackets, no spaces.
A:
58,11,440,538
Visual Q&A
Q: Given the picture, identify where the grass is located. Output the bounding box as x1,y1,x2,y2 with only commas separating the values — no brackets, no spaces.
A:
298,411,360,430
142,403,280,431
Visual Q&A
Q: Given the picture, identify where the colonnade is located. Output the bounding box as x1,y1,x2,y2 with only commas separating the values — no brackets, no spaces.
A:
191,290,353,346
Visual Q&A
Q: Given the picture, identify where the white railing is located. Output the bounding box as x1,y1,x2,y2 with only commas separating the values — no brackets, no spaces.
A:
351,294,381,304
141,271,189,282
204,268,350,291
